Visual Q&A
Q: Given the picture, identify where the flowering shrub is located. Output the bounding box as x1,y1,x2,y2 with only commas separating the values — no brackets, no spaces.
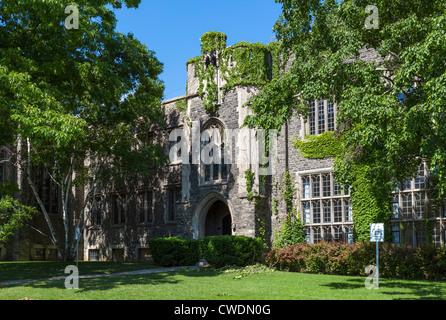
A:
266,242,446,281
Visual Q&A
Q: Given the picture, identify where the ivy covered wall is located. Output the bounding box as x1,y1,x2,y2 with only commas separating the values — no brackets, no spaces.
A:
186,31,283,112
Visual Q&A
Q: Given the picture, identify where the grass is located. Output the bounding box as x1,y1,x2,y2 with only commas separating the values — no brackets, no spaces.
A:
0,261,158,282
1,262,446,300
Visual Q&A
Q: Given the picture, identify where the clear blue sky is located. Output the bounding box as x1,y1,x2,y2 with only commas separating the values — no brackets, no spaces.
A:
113,1,283,100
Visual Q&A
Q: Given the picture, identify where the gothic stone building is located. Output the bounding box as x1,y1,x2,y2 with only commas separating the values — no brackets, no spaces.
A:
80,33,446,262
2,32,446,262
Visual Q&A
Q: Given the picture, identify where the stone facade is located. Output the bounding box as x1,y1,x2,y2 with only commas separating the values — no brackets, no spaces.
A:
2,34,445,262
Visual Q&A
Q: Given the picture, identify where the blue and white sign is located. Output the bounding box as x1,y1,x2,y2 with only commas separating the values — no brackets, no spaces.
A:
370,223,384,242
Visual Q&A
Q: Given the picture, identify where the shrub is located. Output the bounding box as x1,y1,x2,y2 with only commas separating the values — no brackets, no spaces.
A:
149,237,199,267
266,242,446,281
199,235,263,268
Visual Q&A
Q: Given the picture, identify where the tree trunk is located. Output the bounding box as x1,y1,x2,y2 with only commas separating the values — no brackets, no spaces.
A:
25,138,64,261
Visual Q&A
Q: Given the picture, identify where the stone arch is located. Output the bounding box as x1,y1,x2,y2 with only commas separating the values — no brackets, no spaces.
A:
192,191,235,239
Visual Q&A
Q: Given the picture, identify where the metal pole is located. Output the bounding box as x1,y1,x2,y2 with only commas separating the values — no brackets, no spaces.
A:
376,241,379,288
76,237,79,269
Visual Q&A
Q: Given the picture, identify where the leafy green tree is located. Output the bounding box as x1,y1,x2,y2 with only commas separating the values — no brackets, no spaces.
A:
0,0,165,260
245,0,446,240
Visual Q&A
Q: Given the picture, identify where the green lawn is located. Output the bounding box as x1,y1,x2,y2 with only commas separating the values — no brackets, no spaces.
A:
0,262,445,300
0,261,158,282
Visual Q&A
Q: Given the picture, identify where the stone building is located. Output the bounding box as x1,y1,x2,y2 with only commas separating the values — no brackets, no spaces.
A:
2,32,445,262
80,32,446,262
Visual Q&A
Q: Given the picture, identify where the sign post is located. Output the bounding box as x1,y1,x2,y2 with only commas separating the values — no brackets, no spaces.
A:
370,223,384,288
75,227,80,268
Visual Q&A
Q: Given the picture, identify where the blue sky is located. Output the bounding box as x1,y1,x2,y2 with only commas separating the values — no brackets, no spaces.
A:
113,1,283,100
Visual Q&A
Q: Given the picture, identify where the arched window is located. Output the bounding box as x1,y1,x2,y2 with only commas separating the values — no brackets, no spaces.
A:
200,120,228,183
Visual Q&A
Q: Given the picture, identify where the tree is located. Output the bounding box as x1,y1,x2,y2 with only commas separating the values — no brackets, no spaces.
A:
244,0,446,240
0,0,165,260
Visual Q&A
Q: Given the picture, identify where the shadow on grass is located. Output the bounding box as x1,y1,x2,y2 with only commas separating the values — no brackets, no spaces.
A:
2,268,220,296
321,276,446,300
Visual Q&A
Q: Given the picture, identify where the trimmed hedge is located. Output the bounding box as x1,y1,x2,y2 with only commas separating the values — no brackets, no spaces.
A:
266,242,446,281
148,235,263,268
199,235,263,268
149,237,199,267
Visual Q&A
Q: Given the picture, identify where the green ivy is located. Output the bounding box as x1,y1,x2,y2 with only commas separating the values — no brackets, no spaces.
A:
349,163,393,242
187,32,284,112
245,169,255,201
200,31,227,55
292,131,342,159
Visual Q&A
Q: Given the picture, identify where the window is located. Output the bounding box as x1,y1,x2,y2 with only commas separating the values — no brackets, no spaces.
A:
333,177,342,196
392,196,399,220
313,227,322,243
334,199,342,222
312,176,320,198
323,201,331,223
402,194,412,218
302,177,310,199
112,248,124,262
113,194,126,225
201,121,228,183
305,228,311,243
138,191,153,224
414,164,426,189
307,99,337,136
89,250,99,261
138,248,152,262
312,201,321,223
35,169,59,215
322,175,331,197
318,100,325,134
346,226,354,245
402,179,412,191
327,102,335,132
166,186,180,222
414,193,425,218
323,227,332,242
91,197,102,226
345,200,353,222
392,226,400,244
303,202,311,224
334,227,343,242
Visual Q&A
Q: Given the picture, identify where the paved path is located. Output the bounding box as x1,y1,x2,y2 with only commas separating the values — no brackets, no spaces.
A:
0,265,203,287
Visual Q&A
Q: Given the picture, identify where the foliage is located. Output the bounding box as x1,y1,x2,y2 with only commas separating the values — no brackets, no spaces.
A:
0,195,37,243
348,163,393,242
242,0,446,241
0,0,165,260
199,235,263,268
273,212,307,248
273,170,307,248
200,31,227,55
148,237,199,267
267,242,446,281
244,169,255,201
292,131,343,159
148,235,263,269
190,32,284,112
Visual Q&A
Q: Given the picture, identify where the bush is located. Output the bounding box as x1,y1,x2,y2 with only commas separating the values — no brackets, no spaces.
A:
149,235,263,268
266,242,446,281
149,237,199,267
199,235,263,268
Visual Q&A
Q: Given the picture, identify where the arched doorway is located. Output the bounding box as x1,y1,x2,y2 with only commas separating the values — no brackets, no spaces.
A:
205,200,232,236
192,192,234,239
